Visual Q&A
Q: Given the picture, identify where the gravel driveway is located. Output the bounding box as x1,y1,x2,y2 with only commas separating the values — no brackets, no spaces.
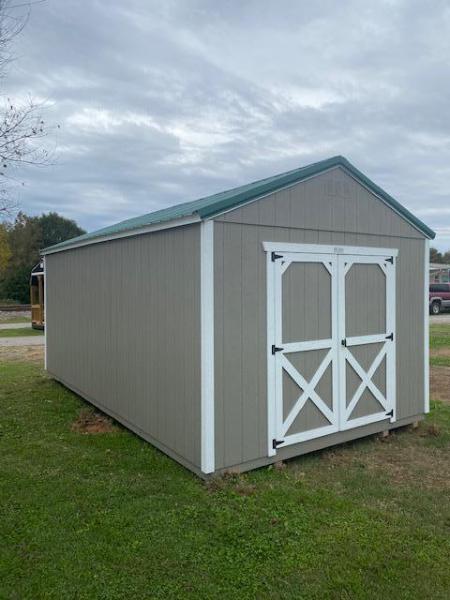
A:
0,323,33,330
430,313,450,324
0,310,31,321
0,336,44,347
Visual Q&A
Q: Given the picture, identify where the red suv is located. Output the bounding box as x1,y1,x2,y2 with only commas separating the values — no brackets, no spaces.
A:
429,283,450,314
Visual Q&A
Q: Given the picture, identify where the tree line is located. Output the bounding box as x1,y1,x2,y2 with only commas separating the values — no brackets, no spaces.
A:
430,247,450,264
0,212,85,303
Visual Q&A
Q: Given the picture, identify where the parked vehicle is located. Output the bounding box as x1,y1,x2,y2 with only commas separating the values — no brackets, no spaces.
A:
429,283,450,314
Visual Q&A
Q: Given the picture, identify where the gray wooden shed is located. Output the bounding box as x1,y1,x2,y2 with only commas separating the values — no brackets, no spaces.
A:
42,156,435,477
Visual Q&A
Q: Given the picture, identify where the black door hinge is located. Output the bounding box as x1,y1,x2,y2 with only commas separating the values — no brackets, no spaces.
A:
272,439,285,449
272,344,284,355
386,409,394,417
385,256,394,264
271,252,283,262
386,332,394,341
341,338,347,347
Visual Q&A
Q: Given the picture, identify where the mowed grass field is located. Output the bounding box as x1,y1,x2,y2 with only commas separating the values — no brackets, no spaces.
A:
0,327,43,338
0,327,449,599
430,323,450,367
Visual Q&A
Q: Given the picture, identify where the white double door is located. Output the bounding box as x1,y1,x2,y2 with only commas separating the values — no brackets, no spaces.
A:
266,243,397,455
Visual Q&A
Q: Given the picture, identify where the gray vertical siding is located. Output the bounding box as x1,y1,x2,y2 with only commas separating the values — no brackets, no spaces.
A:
345,263,386,337
46,224,202,471
213,167,426,471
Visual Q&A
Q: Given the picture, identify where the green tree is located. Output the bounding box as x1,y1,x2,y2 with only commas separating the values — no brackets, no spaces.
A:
430,247,442,263
6,212,41,270
430,247,450,264
0,222,11,274
39,212,85,249
0,212,85,303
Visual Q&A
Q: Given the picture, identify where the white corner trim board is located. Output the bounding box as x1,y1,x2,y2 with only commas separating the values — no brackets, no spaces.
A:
424,239,430,413
200,220,215,473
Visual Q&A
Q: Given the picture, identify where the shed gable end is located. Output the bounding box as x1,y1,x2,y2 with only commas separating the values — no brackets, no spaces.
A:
215,167,424,239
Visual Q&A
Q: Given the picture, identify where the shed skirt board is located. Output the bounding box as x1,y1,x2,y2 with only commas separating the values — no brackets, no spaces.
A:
265,242,397,456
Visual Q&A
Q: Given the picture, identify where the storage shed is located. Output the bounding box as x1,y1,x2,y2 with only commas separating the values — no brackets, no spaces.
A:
42,156,435,477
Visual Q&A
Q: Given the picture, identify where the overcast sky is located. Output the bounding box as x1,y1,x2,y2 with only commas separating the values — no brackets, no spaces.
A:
5,0,450,248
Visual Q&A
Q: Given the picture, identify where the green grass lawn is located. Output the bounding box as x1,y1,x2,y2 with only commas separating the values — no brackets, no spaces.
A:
0,327,43,338
1,359,449,599
430,324,450,349
430,323,450,367
430,355,450,367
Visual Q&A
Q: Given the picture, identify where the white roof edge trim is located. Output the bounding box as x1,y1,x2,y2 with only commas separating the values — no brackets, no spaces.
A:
41,214,201,255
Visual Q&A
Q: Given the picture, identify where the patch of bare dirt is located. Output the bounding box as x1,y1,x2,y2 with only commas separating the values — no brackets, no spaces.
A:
205,473,257,496
0,345,44,363
71,408,117,434
430,365,450,403
315,430,450,490
430,347,450,358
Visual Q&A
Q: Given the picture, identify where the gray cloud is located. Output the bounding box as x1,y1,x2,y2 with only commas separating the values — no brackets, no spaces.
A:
4,0,450,247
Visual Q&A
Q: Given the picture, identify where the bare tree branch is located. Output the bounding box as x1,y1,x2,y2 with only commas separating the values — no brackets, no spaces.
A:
0,0,52,216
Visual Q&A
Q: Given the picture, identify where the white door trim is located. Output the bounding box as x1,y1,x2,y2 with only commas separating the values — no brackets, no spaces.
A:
338,253,396,430
263,241,398,258
200,220,215,473
267,250,340,453
265,242,398,455
266,248,277,457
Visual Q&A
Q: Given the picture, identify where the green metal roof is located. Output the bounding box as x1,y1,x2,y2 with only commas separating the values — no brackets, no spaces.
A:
43,155,435,253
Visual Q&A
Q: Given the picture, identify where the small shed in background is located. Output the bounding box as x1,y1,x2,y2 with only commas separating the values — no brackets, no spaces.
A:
30,260,45,330
42,156,435,477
